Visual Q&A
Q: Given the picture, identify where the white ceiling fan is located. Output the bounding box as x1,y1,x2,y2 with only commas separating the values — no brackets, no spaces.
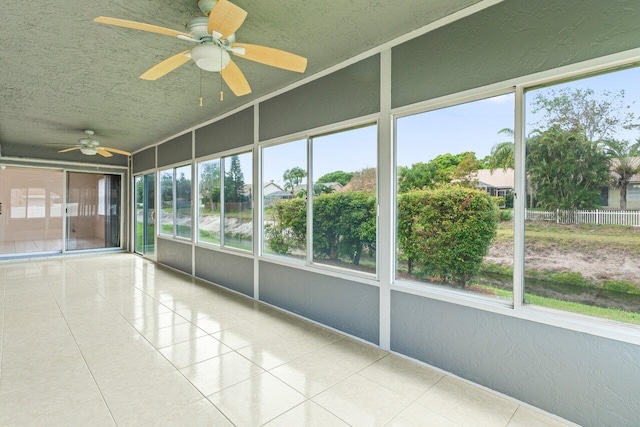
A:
50,130,131,157
94,0,308,97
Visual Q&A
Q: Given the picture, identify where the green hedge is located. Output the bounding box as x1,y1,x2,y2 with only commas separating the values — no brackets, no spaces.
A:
267,186,497,284
398,186,497,287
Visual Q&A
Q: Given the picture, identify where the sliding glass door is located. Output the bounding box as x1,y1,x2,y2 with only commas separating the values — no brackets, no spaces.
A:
0,166,64,256
66,172,122,251
134,173,155,258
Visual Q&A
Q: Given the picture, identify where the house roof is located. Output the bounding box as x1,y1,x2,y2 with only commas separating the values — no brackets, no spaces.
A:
475,169,514,189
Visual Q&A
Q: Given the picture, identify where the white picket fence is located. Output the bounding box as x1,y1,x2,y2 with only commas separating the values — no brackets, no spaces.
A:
525,209,640,227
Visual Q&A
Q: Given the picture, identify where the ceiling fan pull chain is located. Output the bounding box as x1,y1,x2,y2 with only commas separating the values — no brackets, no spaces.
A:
219,47,224,101
199,69,204,106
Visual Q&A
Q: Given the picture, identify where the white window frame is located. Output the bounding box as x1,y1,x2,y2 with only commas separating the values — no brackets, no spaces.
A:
389,49,640,345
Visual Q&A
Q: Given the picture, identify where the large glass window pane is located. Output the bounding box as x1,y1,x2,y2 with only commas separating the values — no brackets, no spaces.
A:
198,159,221,245
223,152,253,251
66,172,121,251
175,165,192,239
159,169,174,236
524,66,640,325
311,125,377,273
135,176,144,253
395,94,514,300
262,139,307,259
0,167,64,256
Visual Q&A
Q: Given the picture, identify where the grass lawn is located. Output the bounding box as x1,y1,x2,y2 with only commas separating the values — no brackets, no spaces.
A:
479,285,640,325
495,221,640,253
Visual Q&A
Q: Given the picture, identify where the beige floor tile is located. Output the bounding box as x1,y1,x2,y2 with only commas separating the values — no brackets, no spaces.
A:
140,321,208,348
387,402,462,427
159,335,233,369
265,400,350,427
188,311,249,334
0,355,89,397
359,354,444,399
208,372,306,426
143,398,233,426
269,352,355,397
28,397,116,427
89,350,176,395
79,333,156,366
237,333,322,370
132,310,189,333
0,365,101,425
103,371,203,426
508,406,570,427
417,376,518,427
210,321,282,350
117,301,171,320
314,337,388,372
313,374,411,427
180,351,264,396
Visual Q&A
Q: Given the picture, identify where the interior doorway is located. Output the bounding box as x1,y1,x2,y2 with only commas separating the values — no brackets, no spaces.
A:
66,172,122,251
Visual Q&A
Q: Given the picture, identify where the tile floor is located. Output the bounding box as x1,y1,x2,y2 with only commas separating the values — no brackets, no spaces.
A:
0,237,109,255
0,253,572,426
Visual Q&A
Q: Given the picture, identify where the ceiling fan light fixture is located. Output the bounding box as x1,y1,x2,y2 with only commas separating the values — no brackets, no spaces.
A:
80,147,98,155
190,44,230,72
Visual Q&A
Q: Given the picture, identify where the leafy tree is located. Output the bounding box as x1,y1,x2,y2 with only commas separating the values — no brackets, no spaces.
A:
604,139,640,210
135,178,144,206
264,197,306,254
282,166,305,194
531,88,636,142
199,161,220,209
398,152,480,193
343,167,376,192
398,162,438,193
176,172,191,201
527,127,610,210
317,170,354,186
451,153,480,187
160,171,173,207
224,155,246,203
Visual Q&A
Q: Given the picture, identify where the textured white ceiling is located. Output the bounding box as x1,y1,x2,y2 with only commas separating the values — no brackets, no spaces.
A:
0,0,482,161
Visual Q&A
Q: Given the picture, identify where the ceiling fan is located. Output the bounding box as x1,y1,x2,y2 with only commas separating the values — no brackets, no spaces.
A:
51,130,131,157
94,0,308,97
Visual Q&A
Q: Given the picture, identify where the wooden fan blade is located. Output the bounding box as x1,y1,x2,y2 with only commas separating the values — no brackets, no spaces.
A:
221,60,251,96
58,147,81,153
232,43,307,73
101,147,132,156
94,17,193,39
208,0,247,40
140,50,191,80
97,148,113,158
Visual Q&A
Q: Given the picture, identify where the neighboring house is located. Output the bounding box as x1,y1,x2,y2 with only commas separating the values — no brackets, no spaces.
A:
264,190,295,207
244,182,286,198
292,181,344,195
475,169,514,201
263,181,284,196
474,165,640,210
603,170,640,210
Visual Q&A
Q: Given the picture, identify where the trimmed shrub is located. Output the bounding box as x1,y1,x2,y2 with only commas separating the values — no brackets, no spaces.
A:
398,186,498,287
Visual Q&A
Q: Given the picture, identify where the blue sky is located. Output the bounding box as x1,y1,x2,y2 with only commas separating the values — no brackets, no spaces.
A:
251,66,640,187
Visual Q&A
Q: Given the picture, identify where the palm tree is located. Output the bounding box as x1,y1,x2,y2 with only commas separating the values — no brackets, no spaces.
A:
486,128,515,171
605,139,640,210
